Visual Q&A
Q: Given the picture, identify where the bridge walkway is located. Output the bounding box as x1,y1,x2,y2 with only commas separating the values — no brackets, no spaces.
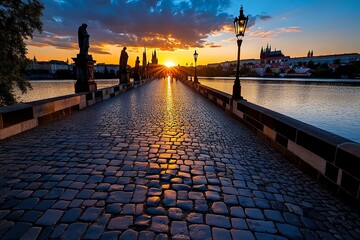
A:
0,78,359,239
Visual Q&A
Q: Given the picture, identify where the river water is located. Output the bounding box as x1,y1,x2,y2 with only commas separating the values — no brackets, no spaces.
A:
16,79,120,102
199,77,360,143
16,78,360,143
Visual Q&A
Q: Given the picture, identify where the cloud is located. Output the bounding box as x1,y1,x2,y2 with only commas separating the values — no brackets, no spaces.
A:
29,0,234,52
250,30,273,37
204,42,222,48
279,26,301,33
247,14,272,29
247,26,301,41
259,15,272,21
248,30,275,40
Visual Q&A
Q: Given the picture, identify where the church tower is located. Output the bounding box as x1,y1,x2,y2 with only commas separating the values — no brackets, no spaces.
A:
151,50,158,65
142,47,147,67
33,55,37,69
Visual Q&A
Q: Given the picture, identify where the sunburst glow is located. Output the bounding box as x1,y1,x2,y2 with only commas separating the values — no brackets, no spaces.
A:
165,61,176,68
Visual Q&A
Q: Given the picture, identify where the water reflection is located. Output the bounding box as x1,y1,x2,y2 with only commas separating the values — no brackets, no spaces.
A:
16,79,119,102
200,78,360,143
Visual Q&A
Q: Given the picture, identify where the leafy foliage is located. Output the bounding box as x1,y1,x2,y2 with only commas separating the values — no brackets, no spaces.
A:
0,0,44,106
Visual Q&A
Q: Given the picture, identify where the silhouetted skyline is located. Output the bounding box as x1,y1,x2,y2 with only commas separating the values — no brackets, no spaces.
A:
27,0,360,66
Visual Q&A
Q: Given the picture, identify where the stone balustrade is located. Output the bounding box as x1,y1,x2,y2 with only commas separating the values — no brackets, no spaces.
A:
181,79,360,202
0,79,152,140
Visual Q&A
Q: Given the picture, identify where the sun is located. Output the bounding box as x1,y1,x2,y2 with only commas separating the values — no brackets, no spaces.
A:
164,61,176,68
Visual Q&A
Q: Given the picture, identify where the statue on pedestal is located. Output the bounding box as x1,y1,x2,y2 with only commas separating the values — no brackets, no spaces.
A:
73,23,97,93
119,47,129,83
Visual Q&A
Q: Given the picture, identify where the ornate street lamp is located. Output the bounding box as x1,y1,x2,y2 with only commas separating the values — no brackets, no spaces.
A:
232,5,248,99
193,50,199,83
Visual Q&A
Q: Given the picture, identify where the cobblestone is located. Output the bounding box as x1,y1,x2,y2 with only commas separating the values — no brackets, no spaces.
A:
36,209,63,225
0,79,359,239
189,224,212,240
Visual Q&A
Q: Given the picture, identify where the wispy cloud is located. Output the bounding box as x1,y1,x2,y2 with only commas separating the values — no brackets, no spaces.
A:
248,30,276,40
279,26,302,33
247,26,301,41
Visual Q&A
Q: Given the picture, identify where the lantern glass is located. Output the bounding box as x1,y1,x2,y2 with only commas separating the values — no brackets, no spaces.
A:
193,50,198,62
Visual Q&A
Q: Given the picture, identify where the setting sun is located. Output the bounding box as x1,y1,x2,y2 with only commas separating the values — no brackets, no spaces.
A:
165,61,176,68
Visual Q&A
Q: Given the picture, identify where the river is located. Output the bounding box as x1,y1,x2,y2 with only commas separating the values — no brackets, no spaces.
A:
15,77,360,143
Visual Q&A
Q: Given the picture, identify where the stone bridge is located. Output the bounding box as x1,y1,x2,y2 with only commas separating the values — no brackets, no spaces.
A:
0,79,359,239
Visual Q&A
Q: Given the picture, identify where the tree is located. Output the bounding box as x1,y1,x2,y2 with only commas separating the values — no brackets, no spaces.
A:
239,64,251,76
103,66,109,78
265,67,272,73
307,60,315,69
0,0,44,106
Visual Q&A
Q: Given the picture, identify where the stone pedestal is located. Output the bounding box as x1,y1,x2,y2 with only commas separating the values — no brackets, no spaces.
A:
73,54,97,93
119,67,130,84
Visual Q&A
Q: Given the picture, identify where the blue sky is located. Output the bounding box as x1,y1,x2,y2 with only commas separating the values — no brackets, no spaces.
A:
27,0,360,65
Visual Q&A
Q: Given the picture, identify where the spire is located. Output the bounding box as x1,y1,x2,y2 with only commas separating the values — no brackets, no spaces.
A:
260,47,264,59
143,46,147,67
266,44,270,53
33,55,37,69
151,49,158,65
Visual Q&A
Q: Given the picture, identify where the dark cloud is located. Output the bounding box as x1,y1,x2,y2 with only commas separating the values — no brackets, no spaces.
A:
260,15,272,21
247,14,272,29
30,0,234,52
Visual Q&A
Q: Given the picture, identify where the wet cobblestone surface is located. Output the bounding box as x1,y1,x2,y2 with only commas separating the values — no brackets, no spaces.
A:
0,79,359,239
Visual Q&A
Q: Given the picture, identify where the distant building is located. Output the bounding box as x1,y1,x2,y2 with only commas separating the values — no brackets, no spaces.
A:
142,47,147,68
26,56,71,79
260,44,289,64
307,50,314,57
287,53,360,65
94,63,119,73
240,59,259,66
220,59,259,68
151,49,158,65
29,57,70,74
207,63,221,68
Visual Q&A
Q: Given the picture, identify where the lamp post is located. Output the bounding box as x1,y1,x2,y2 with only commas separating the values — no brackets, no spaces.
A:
232,5,248,99
193,50,199,83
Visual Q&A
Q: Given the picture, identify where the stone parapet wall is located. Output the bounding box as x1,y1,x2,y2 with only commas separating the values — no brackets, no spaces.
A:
181,79,360,202
0,79,153,140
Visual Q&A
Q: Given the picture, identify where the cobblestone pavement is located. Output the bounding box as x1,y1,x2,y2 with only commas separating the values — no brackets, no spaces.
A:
0,79,359,240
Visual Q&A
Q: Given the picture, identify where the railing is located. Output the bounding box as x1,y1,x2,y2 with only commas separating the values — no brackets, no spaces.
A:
0,79,153,140
181,78,360,202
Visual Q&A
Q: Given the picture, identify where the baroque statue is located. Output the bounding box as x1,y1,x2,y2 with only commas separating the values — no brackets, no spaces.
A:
78,23,90,55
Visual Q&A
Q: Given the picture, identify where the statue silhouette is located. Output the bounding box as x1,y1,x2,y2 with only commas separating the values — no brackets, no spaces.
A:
134,56,140,81
119,47,128,72
78,23,89,55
